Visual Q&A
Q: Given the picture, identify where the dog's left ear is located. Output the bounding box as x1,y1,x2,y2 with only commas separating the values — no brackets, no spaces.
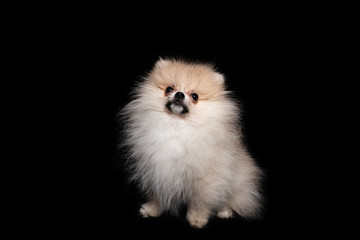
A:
213,72,225,84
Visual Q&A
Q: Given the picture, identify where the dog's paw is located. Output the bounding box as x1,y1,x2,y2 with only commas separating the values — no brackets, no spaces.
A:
217,207,233,219
187,210,209,228
139,202,161,218
139,206,150,218
188,217,208,228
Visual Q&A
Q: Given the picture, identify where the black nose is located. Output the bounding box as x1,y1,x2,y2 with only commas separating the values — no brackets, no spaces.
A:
174,92,185,100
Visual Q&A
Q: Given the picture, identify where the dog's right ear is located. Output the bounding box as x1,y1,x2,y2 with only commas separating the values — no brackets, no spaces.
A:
155,57,170,68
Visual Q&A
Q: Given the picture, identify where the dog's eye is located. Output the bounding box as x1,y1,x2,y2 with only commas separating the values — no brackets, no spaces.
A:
190,93,199,101
165,87,174,93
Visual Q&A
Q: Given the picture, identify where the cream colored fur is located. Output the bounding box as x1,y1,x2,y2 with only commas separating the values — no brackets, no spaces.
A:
121,58,263,228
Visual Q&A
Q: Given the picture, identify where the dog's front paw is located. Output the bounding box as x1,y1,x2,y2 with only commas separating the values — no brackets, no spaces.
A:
139,202,161,218
186,210,209,228
139,206,150,218
217,207,233,219
188,217,208,228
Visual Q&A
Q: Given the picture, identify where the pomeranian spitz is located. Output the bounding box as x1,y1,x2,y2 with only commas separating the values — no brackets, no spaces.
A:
120,58,263,228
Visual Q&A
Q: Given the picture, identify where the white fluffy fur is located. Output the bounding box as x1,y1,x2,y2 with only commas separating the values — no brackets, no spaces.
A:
120,58,262,228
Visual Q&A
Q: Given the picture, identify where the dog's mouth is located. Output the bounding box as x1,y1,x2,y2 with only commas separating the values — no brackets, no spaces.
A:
166,100,189,115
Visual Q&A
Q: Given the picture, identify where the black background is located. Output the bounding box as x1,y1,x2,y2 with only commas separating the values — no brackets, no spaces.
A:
26,8,348,238
61,40,315,237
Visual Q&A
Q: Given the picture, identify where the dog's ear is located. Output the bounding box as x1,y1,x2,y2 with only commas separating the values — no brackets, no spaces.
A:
155,57,170,68
213,72,225,84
